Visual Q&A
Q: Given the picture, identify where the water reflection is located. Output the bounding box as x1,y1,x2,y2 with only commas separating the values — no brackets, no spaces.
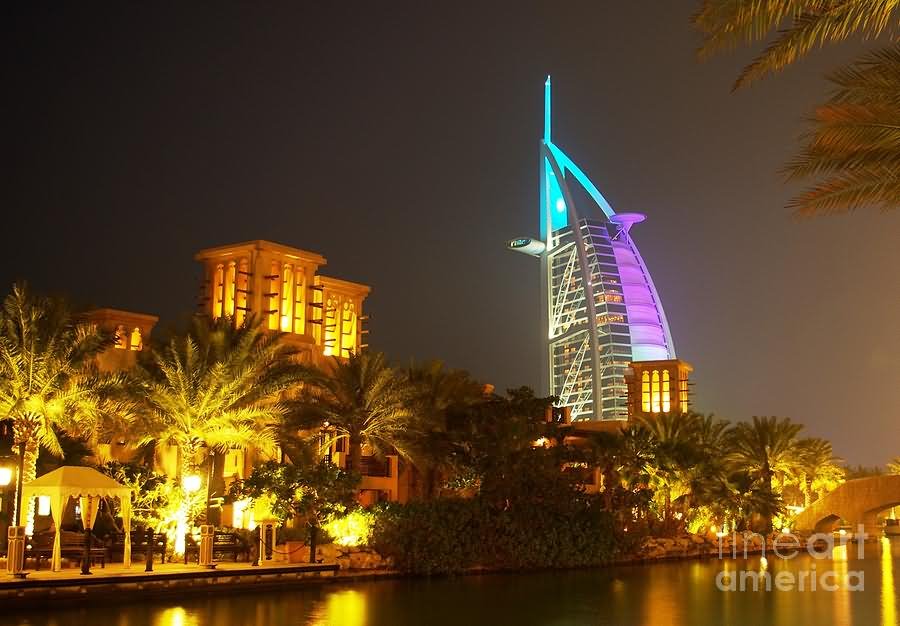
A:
5,542,899,626
639,562,683,626
154,607,198,626
884,537,897,626
309,589,367,626
831,543,852,626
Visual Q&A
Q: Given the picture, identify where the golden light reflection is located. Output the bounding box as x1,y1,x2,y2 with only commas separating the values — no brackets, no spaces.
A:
883,537,897,626
832,544,848,562
155,607,198,626
310,589,367,626
640,562,682,626
832,543,852,626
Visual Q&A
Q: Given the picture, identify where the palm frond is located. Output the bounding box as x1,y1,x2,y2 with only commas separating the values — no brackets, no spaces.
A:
694,0,900,87
786,43,900,215
788,165,900,214
732,2,899,88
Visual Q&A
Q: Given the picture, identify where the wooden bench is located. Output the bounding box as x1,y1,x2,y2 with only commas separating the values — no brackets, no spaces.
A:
106,531,168,564
184,530,251,564
27,531,108,570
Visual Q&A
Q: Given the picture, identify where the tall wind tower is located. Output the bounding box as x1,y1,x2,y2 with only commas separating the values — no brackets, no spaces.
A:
508,78,677,421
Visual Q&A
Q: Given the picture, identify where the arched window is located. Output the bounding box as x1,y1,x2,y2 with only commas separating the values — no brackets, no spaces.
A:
129,328,142,351
114,325,127,350
280,264,294,332
323,295,339,356
662,370,671,413
341,301,357,355
267,261,280,330
235,258,249,326
641,371,650,412
293,270,305,334
223,262,236,317
212,264,225,319
651,370,661,413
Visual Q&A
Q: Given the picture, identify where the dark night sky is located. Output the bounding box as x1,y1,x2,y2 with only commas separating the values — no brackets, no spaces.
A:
3,2,898,465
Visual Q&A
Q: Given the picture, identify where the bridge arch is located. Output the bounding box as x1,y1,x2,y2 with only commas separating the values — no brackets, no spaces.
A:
812,514,843,534
793,475,900,534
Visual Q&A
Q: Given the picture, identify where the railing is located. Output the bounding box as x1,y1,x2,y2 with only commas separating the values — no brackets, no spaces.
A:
359,455,391,478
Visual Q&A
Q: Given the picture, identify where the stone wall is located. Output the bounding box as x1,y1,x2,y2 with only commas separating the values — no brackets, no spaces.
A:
302,532,812,576
626,532,815,563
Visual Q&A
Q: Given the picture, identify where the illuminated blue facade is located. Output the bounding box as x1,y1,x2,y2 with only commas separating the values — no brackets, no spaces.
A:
510,78,676,421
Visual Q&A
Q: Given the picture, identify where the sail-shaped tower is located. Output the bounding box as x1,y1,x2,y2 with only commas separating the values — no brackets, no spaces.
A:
509,78,676,421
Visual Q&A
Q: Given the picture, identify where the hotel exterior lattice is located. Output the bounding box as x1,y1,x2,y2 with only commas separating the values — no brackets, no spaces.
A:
510,79,678,422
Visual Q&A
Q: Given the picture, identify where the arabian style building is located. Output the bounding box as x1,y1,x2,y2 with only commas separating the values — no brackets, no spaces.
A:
510,78,688,422
73,242,411,528
195,240,370,365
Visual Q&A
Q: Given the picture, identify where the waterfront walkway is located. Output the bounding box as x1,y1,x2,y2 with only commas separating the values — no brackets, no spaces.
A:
0,560,339,609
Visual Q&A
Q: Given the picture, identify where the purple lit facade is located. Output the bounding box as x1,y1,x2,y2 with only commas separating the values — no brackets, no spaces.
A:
508,79,676,421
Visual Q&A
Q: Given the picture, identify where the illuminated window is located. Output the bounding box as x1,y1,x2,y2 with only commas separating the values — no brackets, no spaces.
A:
662,370,671,412
651,370,660,413
213,264,225,319
679,376,689,413
341,301,357,355
310,283,323,344
267,261,280,330
129,328,142,351
641,371,650,412
280,264,294,332
235,259,249,326
323,295,339,356
293,270,305,334
223,262,236,317
114,325,127,349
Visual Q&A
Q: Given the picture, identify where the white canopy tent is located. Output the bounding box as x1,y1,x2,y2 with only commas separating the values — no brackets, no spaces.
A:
21,466,134,572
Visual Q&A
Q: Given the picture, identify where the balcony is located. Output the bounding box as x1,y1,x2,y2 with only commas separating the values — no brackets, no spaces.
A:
359,455,391,478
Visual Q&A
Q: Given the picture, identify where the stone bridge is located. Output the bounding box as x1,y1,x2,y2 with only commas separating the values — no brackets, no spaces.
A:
793,474,900,535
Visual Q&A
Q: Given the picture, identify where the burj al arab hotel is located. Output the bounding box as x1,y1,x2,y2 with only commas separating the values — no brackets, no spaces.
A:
509,78,680,422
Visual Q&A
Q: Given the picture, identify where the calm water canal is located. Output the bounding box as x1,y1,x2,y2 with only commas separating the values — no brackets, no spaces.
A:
6,538,899,626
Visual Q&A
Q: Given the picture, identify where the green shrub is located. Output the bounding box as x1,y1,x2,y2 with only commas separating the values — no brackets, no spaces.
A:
370,496,622,575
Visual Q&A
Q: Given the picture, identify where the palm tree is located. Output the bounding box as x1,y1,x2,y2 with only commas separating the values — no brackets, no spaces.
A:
134,316,311,530
888,457,900,475
693,1,900,216
402,360,483,499
293,351,414,472
682,414,731,508
727,416,804,531
635,412,703,530
706,471,785,533
795,437,845,507
0,284,125,532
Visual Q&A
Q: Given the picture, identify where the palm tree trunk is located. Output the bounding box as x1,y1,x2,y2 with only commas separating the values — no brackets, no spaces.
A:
424,466,438,500
601,468,614,510
180,445,197,525
803,475,812,509
307,521,318,564
16,442,39,534
660,486,672,534
761,460,774,533
348,436,362,473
